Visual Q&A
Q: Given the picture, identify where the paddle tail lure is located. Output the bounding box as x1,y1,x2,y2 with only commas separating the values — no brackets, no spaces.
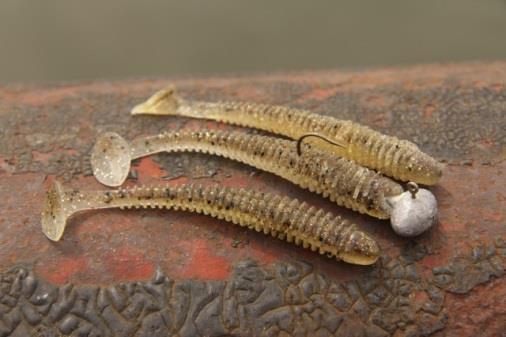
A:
131,86,443,185
41,181,380,265
91,131,437,237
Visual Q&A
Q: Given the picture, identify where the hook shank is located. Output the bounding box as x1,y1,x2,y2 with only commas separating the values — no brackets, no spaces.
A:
296,133,346,156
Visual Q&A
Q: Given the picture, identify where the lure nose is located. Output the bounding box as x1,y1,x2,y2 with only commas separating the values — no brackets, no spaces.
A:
340,230,380,265
407,154,444,185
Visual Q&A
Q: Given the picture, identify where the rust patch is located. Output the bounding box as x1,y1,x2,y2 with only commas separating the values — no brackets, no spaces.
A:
444,277,506,336
105,246,156,282
35,256,88,285
176,239,232,280
0,63,505,336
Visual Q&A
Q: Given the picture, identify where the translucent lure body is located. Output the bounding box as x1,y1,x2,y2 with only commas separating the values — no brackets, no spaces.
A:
124,131,403,219
41,181,380,265
132,86,443,185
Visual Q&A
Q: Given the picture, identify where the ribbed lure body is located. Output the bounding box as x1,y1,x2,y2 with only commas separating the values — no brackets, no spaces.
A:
130,131,404,219
41,182,380,265
132,87,443,185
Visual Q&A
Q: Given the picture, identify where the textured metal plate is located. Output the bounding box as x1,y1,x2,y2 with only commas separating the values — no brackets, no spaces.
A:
0,62,505,336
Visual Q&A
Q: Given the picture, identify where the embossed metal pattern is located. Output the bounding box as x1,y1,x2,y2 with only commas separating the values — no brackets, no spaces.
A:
0,62,505,336
0,240,504,337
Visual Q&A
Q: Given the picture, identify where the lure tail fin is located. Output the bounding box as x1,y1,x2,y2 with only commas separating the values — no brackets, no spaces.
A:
91,132,132,187
41,181,69,241
131,85,182,116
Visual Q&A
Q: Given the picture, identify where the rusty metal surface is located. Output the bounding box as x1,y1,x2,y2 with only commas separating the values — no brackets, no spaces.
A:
0,62,505,336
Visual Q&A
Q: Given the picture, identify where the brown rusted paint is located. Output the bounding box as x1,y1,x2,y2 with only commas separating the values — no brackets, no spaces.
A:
0,62,504,336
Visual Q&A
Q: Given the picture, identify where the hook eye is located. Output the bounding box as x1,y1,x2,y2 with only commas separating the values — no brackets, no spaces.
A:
406,182,419,199
296,133,346,156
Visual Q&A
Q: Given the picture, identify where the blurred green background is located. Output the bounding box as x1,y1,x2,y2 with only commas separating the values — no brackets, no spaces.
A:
1,0,506,83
